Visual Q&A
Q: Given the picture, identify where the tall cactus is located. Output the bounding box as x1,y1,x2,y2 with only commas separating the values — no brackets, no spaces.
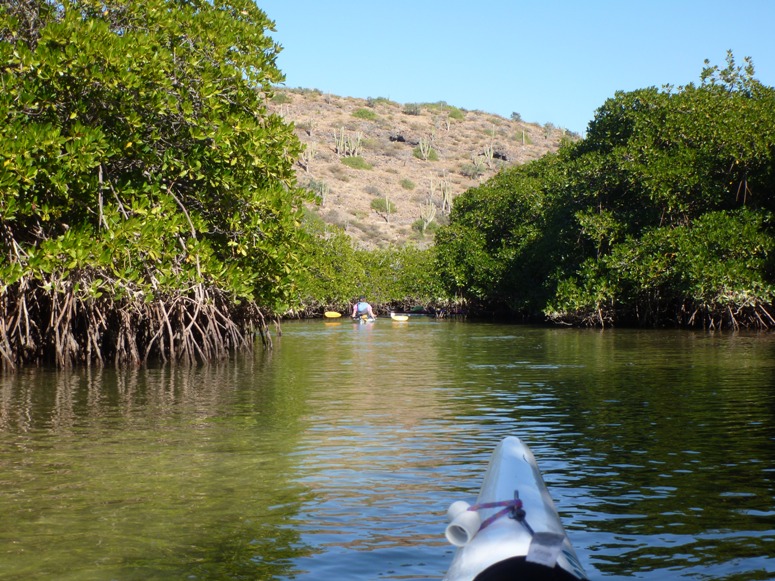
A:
440,178,452,214
418,136,433,160
334,127,362,157
420,201,436,234
299,143,317,172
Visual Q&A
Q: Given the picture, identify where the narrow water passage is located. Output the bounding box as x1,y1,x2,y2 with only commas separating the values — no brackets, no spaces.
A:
1,320,773,579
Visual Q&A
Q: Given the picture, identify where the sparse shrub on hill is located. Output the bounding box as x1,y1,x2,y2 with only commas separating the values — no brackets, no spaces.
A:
413,146,439,161
367,96,395,108
289,87,323,97
328,163,350,181
295,119,317,136
360,137,380,150
423,101,457,112
351,219,383,241
460,160,486,179
353,108,378,121
371,197,397,221
516,130,532,145
413,137,438,161
412,202,437,236
341,156,372,170
412,218,441,237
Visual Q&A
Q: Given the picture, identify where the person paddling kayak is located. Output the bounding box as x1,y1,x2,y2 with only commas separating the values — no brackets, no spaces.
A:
352,296,376,320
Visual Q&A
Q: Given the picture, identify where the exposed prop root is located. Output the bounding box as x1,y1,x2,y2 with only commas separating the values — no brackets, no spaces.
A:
0,273,269,370
548,298,775,331
683,299,775,332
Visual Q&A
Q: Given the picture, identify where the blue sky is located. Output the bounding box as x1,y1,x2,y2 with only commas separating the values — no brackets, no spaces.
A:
256,1,775,136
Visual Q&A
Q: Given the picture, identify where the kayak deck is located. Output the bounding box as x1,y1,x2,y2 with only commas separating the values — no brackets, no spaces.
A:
443,436,588,581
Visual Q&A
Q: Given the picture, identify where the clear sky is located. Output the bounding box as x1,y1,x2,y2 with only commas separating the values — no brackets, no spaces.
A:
256,1,775,136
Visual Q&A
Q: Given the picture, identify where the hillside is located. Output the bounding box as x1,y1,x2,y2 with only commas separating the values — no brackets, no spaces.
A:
269,89,571,249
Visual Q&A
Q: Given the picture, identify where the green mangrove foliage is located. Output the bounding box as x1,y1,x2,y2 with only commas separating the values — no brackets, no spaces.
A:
435,154,561,315
436,53,775,328
294,212,445,314
0,0,307,368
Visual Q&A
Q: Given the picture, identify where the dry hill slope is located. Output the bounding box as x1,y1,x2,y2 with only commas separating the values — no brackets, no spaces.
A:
270,89,571,249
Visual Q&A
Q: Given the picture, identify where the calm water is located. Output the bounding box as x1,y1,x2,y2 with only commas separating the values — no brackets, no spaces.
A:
1,320,774,580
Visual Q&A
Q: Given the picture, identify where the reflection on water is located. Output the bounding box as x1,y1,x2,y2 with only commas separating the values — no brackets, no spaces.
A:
0,361,316,580
1,322,774,580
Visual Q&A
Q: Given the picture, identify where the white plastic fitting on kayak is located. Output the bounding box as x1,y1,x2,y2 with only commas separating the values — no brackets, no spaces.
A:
445,502,482,547
442,437,589,580
446,500,472,522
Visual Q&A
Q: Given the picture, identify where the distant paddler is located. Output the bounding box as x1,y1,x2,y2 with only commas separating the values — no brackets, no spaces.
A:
351,295,376,321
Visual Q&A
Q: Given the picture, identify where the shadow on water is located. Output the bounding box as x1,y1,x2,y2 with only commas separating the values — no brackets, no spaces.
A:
1,321,774,580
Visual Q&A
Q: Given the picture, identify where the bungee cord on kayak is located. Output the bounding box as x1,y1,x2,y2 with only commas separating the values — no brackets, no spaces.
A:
467,490,534,535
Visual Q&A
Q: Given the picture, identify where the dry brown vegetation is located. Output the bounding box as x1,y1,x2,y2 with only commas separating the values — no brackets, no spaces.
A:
270,89,569,249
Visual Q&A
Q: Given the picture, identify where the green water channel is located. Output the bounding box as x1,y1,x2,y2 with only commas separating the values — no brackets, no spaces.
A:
1,320,774,580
